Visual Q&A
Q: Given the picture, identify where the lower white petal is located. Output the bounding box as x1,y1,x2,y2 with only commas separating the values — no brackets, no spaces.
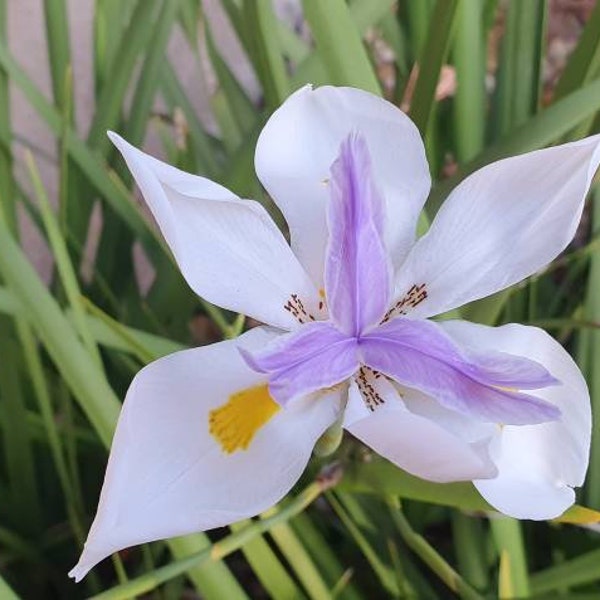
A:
344,377,496,483
69,328,341,581
441,320,591,520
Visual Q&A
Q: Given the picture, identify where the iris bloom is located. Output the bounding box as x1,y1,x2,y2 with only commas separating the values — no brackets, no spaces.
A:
70,86,600,581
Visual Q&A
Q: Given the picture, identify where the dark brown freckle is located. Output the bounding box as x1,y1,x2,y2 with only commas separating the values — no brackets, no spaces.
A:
382,283,428,323
356,366,385,411
283,293,318,324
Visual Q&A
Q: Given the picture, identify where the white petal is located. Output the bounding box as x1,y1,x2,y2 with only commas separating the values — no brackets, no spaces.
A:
441,320,591,520
255,85,431,286
69,328,341,581
109,132,317,329
395,135,600,318
344,377,496,483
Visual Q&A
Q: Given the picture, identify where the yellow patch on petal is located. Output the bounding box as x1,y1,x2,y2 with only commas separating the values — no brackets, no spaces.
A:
209,384,280,454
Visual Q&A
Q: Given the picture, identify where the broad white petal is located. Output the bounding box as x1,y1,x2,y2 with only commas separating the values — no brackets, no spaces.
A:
395,136,600,318
110,132,317,329
69,328,341,581
441,320,591,520
344,377,496,483
255,85,431,286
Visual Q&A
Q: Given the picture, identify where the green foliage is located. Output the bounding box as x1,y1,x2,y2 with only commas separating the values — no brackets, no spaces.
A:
0,1,600,598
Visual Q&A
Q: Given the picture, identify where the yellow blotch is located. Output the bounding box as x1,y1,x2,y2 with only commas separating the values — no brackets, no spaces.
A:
209,384,280,454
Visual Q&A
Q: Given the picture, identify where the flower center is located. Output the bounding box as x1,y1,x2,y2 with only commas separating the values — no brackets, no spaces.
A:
209,384,280,453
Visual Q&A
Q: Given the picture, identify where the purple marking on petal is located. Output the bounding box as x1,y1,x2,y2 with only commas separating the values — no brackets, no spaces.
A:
359,318,561,425
240,322,359,406
324,133,392,337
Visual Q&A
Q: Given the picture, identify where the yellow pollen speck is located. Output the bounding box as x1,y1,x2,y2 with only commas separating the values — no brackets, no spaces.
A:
209,384,280,454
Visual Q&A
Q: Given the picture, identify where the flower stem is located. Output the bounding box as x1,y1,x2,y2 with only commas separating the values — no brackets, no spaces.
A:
89,468,342,600
387,497,485,600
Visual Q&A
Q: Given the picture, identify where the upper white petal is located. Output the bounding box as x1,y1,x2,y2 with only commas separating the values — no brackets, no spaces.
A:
344,377,497,483
441,320,591,520
255,85,431,286
69,327,341,581
395,135,600,318
110,132,317,330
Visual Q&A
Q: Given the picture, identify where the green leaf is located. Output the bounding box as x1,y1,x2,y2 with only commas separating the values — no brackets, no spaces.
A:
243,0,290,108
531,547,600,595
43,0,73,112
302,0,381,94
492,0,546,138
452,0,485,162
409,0,458,137
490,519,530,598
554,0,600,100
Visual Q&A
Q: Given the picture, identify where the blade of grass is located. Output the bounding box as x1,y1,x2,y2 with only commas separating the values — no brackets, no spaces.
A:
0,0,13,230
43,0,73,114
452,0,485,163
126,0,182,146
404,0,434,60
409,0,458,137
584,189,600,507
261,506,334,600
530,547,600,595
291,0,395,88
94,0,136,93
229,521,305,600
452,512,489,592
291,512,363,600
492,0,546,138
26,151,103,368
0,574,21,600
328,492,399,597
0,39,162,254
489,518,530,598
87,1,159,153
242,0,289,108
554,0,600,101
302,0,381,94
0,334,42,535
387,497,484,600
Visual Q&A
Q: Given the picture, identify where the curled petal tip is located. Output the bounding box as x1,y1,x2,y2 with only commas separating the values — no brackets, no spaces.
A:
68,561,91,583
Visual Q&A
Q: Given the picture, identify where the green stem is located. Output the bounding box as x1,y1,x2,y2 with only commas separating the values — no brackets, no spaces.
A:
490,517,530,598
387,498,484,600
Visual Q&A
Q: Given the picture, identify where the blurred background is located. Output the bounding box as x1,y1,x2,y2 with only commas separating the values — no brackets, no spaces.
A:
2,0,600,598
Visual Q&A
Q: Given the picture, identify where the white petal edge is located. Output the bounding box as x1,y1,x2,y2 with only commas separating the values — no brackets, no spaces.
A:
69,327,341,581
441,320,591,520
109,132,317,330
343,377,497,483
255,85,431,286
395,135,600,319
